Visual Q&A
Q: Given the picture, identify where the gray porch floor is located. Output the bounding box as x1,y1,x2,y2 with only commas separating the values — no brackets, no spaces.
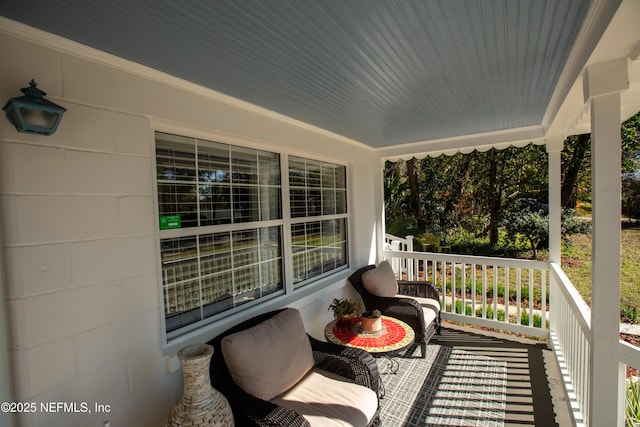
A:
430,323,573,427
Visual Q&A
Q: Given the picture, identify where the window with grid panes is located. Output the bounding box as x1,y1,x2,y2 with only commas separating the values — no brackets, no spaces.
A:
156,132,283,335
289,156,348,285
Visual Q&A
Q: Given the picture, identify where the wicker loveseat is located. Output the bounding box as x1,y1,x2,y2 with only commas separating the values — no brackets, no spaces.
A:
349,261,441,358
207,308,381,427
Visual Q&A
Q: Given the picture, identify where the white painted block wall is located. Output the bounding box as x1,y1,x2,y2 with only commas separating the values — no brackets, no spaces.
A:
0,24,379,427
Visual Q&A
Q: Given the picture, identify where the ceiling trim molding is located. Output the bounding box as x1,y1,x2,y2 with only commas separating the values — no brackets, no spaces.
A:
0,16,374,153
377,125,546,162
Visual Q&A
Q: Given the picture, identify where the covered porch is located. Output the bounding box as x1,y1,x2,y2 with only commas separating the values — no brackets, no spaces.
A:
383,235,640,426
0,1,639,426
417,324,568,427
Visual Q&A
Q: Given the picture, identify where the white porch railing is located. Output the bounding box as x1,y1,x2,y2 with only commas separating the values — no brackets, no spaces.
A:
384,233,414,252
549,262,640,427
621,340,640,376
549,263,592,426
383,236,640,427
383,248,550,338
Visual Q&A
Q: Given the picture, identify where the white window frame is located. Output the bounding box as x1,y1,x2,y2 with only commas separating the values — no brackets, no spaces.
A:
153,130,350,342
286,155,349,288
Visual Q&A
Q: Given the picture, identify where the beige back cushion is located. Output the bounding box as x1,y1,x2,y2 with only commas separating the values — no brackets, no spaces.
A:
361,261,398,297
221,308,315,401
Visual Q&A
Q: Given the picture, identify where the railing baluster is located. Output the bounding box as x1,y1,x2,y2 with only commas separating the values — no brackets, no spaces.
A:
542,271,547,327
482,264,487,319
579,334,586,420
452,261,456,314
528,269,534,326
504,266,509,325
471,264,476,318
516,268,521,325
493,265,498,321
432,258,437,290
405,254,416,280
442,261,447,312
461,263,467,316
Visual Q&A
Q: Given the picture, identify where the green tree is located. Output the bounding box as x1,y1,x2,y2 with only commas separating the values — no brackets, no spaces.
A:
621,112,640,174
502,200,590,259
474,145,547,245
384,160,409,222
623,179,640,221
502,199,548,259
406,158,426,230
384,144,549,245
561,134,591,208
622,111,640,221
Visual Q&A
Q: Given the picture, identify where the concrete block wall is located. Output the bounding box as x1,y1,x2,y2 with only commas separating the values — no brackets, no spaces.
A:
0,22,379,427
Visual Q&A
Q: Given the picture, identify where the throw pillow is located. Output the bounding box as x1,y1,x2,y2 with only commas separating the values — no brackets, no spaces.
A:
361,260,398,297
221,308,314,401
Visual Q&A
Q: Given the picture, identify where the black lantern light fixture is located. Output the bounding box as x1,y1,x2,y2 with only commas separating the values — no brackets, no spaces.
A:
3,79,67,135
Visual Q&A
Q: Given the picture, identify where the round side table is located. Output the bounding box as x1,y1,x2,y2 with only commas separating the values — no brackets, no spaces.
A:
325,315,415,397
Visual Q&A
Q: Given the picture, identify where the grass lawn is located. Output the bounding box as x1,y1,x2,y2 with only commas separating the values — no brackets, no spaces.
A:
561,227,640,321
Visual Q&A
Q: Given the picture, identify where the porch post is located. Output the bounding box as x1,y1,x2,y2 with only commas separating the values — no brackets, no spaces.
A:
547,137,564,265
375,158,386,265
584,58,629,426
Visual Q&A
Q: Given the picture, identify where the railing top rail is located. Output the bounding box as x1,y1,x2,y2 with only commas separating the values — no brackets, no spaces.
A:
384,249,550,270
550,262,591,332
620,339,640,369
384,233,412,244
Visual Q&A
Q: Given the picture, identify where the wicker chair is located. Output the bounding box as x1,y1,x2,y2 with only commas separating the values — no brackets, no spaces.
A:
208,308,381,427
349,264,441,359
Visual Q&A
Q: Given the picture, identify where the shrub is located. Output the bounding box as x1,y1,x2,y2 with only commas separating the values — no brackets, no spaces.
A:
415,232,443,251
386,217,420,239
561,208,592,237
501,200,591,259
627,378,640,427
520,312,544,328
622,305,639,324
446,227,529,257
478,305,505,322
447,300,547,329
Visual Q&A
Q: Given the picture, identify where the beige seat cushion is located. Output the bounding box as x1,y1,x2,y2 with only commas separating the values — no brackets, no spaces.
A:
271,368,379,427
397,295,440,326
422,306,438,326
221,308,314,401
401,295,440,313
361,261,398,297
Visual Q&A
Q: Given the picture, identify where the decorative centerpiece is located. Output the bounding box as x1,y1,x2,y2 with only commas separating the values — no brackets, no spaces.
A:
166,343,234,427
360,309,382,333
329,298,361,327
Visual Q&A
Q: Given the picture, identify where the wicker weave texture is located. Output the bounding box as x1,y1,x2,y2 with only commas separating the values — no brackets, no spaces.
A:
166,343,234,427
207,309,381,426
348,264,442,358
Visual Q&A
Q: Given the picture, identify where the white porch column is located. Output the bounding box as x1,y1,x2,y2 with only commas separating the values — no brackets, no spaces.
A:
584,58,629,427
375,158,386,265
547,137,564,265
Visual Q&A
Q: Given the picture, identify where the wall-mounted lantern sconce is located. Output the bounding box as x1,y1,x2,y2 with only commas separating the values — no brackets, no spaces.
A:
3,79,67,135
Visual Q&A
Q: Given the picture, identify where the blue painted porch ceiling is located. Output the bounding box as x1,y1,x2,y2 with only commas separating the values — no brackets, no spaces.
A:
0,0,589,148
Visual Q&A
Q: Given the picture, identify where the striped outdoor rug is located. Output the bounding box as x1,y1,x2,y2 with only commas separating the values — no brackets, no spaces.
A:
377,344,507,426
